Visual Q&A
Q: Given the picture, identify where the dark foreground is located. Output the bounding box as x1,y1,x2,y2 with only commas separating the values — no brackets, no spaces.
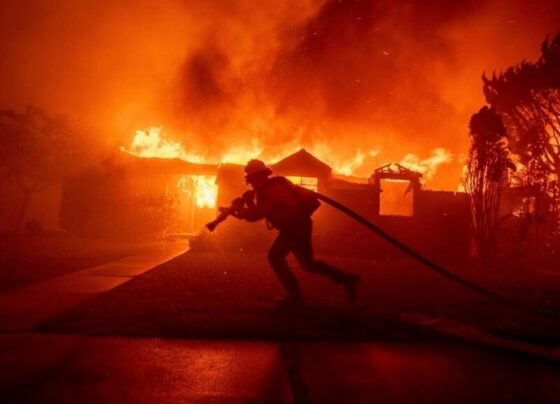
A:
1,333,559,404
37,252,560,343
2,249,560,402
0,234,153,293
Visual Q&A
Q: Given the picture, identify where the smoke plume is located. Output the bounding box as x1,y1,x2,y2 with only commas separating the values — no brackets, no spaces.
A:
1,0,559,188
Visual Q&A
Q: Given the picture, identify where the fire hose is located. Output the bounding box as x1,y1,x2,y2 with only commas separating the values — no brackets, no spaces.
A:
207,192,560,321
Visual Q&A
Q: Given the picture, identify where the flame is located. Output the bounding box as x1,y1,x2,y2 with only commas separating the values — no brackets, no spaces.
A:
400,148,452,181
193,176,218,208
177,175,218,208
121,127,205,163
123,127,385,176
303,145,379,177
221,138,264,164
123,128,454,195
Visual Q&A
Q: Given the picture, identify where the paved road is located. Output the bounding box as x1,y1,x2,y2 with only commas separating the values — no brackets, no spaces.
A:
34,252,560,357
1,333,559,403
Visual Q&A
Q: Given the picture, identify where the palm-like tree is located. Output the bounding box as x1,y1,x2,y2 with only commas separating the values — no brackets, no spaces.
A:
465,106,513,262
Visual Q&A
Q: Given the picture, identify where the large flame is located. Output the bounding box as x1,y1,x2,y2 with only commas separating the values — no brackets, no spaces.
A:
123,127,454,201
400,148,453,182
121,127,205,162
124,127,451,176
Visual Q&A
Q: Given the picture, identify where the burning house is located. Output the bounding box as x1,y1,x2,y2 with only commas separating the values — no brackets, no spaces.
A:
60,151,219,238
60,146,470,260
280,155,471,261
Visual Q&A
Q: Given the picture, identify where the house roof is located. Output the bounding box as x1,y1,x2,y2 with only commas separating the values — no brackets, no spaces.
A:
106,151,218,176
215,163,245,186
270,149,332,178
373,163,422,181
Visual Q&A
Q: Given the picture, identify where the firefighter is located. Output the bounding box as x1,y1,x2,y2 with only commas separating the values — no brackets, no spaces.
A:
231,159,360,308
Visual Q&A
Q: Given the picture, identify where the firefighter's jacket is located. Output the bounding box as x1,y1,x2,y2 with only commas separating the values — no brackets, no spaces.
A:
237,177,303,230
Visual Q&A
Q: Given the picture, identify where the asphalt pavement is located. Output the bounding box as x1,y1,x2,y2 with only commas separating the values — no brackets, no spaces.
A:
2,248,560,403
1,333,559,403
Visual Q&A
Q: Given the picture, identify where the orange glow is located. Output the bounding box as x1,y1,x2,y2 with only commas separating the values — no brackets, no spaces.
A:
123,128,453,185
177,175,218,208
194,176,218,208
400,148,452,182
379,179,414,217
120,127,205,163
287,176,318,191
4,1,558,194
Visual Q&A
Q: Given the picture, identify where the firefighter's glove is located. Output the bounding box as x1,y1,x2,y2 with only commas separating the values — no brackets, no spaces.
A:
226,197,245,218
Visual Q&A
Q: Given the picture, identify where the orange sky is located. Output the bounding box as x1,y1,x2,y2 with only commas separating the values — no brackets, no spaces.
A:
1,0,559,189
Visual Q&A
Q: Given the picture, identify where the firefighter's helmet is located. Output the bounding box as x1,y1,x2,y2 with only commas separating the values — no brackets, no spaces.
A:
244,159,272,179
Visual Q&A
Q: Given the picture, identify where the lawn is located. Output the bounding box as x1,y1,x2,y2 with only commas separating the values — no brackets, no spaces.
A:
0,233,155,292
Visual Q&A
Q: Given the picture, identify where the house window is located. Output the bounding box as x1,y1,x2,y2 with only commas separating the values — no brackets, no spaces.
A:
176,175,218,233
379,179,413,217
177,175,218,208
287,176,318,191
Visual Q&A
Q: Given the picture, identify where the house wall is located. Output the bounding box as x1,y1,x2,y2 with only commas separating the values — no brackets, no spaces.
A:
316,188,471,262
211,166,471,262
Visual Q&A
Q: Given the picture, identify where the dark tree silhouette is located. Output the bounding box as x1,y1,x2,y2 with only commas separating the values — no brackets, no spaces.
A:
483,33,560,219
464,106,514,262
0,107,90,230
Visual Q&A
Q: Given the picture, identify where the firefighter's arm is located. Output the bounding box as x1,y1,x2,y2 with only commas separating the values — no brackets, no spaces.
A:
222,198,245,219
242,190,256,208
221,197,262,222
234,206,265,222
230,190,263,221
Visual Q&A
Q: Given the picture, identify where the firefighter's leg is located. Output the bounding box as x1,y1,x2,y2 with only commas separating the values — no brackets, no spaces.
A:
292,221,360,300
268,232,302,299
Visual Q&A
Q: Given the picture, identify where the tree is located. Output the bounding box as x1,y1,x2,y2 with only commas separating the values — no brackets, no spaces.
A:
483,33,560,216
0,107,91,230
464,106,514,262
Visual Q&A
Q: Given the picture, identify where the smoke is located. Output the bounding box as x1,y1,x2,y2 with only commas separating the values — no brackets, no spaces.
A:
0,0,193,150
1,0,559,188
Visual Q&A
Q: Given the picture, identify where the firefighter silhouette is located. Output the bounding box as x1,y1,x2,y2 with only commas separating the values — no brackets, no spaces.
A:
231,159,360,308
